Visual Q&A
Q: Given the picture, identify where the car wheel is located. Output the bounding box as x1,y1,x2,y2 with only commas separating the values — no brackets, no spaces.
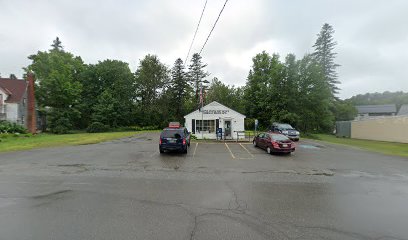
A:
253,140,257,147
159,149,164,154
184,147,188,154
266,147,272,154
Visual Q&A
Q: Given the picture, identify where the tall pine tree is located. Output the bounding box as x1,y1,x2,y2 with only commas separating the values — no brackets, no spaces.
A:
312,23,340,97
187,53,210,104
169,58,191,121
51,37,63,51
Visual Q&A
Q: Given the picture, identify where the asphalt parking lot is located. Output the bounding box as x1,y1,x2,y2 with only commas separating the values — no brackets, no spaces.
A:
1,132,408,240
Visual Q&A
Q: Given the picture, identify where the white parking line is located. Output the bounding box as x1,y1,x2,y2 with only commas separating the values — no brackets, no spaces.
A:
192,143,198,159
239,143,254,158
224,143,236,159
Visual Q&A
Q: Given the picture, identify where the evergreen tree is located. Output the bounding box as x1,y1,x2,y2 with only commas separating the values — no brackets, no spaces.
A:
187,53,210,104
169,58,191,121
312,23,340,97
51,37,63,51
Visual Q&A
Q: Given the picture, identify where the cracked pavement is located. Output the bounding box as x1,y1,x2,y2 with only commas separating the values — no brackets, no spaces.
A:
1,132,408,239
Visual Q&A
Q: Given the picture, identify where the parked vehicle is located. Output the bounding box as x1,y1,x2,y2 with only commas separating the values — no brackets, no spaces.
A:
253,132,295,154
159,122,191,154
270,122,300,141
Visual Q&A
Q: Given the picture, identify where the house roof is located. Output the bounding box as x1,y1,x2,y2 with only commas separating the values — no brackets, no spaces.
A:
0,78,27,103
397,104,408,115
355,104,397,114
184,101,246,118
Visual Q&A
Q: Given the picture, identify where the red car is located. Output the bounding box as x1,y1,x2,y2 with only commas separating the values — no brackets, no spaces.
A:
253,132,295,154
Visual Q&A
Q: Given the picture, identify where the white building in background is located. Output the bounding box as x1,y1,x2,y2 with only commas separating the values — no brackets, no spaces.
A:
0,78,28,125
184,101,246,140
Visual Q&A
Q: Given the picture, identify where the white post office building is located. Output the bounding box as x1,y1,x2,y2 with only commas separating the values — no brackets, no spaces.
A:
184,101,246,140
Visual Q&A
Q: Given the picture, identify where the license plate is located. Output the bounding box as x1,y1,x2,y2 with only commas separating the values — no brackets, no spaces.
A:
282,144,288,147
168,139,176,143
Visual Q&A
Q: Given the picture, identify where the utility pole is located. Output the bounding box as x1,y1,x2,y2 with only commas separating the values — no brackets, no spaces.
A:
200,84,204,140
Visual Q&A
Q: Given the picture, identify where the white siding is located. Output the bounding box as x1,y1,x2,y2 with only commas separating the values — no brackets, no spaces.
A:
5,103,18,122
0,88,7,113
0,88,7,107
184,101,245,139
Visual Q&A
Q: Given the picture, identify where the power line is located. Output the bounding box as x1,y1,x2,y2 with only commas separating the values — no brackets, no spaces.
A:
185,0,208,64
199,0,229,55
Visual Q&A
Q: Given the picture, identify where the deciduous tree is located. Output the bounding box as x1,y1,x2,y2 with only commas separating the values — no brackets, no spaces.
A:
26,37,84,133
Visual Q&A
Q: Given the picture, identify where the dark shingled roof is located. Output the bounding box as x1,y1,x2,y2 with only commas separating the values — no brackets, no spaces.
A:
398,104,408,116
0,78,27,103
355,104,397,114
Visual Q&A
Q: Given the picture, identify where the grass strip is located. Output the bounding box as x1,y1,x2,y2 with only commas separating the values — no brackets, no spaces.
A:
0,131,155,153
305,134,408,158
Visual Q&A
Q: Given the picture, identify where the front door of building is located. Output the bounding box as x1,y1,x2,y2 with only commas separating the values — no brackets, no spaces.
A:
224,120,231,139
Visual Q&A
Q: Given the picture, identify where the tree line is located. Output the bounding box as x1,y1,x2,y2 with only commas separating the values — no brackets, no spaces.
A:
26,23,355,134
26,37,214,133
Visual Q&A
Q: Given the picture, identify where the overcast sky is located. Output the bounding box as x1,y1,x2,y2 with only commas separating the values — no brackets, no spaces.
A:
1,0,407,99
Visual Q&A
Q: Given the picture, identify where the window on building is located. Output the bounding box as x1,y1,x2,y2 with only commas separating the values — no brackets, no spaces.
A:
196,120,215,133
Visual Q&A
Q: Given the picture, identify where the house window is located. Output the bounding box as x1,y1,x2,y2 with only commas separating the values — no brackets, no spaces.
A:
196,120,215,133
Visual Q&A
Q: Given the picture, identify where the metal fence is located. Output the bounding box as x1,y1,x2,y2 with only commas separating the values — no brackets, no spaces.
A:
335,121,351,138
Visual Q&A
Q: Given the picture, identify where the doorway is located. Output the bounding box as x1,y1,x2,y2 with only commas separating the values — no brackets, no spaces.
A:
224,120,232,139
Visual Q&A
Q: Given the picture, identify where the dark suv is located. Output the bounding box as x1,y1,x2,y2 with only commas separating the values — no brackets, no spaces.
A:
270,123,300,141
159,122,191,154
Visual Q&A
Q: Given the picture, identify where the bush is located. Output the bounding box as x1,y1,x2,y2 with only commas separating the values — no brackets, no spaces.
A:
50,117,72,134
141,126,159,131
120,126,143,131
0,121,27,134
87,122,109,133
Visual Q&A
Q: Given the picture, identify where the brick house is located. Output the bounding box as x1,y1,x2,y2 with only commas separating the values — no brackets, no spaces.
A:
0,76,37,132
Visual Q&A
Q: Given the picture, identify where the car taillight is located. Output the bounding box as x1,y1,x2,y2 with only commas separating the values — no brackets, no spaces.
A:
159,138,162,145
183,138,186,145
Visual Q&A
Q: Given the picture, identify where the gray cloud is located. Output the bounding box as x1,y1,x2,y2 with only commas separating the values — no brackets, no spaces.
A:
1,0,407,99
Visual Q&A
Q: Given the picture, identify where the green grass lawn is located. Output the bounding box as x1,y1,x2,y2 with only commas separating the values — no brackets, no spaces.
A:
0,131,154,153
306,134,408,158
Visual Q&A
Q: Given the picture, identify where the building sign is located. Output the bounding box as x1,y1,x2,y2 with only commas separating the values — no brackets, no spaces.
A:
202,109,229,114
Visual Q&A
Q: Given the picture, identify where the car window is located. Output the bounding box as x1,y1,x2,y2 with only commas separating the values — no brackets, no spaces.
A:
161,129,184,138
271,134,290,141
278,124,294,130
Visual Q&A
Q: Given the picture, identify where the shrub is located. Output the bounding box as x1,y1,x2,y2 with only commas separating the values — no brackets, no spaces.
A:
0,121,27,134
87,122,109,133
141,126,159,131
50,117,72,134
